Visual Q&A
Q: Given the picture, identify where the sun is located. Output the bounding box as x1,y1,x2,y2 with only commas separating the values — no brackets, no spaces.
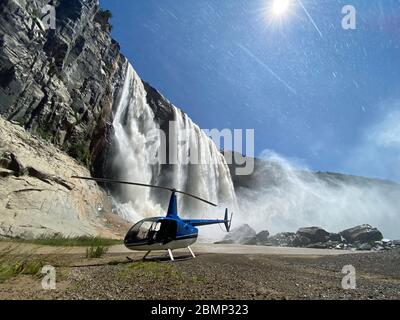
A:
259,0,295,30
271,0,291,17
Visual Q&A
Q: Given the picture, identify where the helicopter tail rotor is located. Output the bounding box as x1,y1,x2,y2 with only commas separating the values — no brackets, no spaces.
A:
224,208,233,232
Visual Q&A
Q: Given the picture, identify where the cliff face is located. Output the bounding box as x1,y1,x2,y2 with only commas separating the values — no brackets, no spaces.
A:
0,0,125,172
0,116,120,239
0,0,130,238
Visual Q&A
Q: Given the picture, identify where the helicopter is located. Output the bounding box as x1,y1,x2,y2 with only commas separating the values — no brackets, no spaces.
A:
72,176,233,261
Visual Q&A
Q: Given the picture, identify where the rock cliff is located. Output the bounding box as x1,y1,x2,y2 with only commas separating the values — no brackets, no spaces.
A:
0,0,132,238
0,0,125,172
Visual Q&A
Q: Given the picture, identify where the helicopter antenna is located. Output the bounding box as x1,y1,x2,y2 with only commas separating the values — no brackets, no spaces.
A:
71,176,218,207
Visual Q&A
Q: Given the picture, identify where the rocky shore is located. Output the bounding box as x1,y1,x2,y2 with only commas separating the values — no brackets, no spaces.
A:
216,224,400,252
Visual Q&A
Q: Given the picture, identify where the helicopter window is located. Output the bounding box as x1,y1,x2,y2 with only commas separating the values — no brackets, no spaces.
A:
126,219,177,243
136,221,153,240
151,222,161,232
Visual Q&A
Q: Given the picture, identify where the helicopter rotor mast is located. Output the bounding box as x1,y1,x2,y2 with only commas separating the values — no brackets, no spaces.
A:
71,176,218,207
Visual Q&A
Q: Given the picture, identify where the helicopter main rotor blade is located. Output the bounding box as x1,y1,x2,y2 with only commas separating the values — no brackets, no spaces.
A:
71,176,218,207
173,190,217,207
72,176,172,192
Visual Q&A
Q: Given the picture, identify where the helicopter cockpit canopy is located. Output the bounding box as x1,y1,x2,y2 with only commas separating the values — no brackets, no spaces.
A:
124,218,177,244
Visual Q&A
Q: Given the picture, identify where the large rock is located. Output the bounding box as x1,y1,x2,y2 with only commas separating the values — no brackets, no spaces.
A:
357,243,373,251
267,232,297,247
0,117,118,239
392,240,400,247
244,230,270,246
340,224,383,244
291,234,311,247
296,227,330,244
306,242,330,249
255,230,270,243
328,233,342,242
217,224,256,244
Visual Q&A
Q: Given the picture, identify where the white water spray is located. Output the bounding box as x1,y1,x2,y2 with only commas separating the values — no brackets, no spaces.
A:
234,150,400,239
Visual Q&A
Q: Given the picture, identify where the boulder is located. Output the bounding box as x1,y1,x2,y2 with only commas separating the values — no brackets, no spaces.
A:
219,224,256,244
328,233,342,242
340,224,383,244
243,230,270,246
243,237,258,246
335,243,350,250
296,227,330,244
255,230,270,244
392,240,400,247
357,243,372,251
291,234,311,247
371,240,393,251
325,241,341,249
267,232,297,247
307,242,329,249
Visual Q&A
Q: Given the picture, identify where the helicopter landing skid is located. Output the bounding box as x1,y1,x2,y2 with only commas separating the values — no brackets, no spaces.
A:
126,247,196,262
142,251,151,260
168,247,196,261
187,246,196,258
167,249,174,261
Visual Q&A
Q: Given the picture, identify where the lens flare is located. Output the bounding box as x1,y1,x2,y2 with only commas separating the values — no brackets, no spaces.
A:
271,0,290,16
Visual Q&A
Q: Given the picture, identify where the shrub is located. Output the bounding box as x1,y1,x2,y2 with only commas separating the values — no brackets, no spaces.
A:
1,235,121,247
68,142,91,166
0,259,43,283
86,245,109,259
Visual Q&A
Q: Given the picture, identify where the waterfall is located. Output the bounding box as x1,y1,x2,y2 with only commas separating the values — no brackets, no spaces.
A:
111,62,236,223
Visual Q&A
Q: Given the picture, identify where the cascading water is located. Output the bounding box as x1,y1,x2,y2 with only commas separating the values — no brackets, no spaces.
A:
111,62,236,225
111,63,163,222
168,106,236,213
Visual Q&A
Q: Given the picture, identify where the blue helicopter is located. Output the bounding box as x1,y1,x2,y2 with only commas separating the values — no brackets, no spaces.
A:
72,176,233,261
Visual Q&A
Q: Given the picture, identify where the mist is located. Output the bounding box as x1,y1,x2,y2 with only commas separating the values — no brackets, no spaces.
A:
232,150,400,240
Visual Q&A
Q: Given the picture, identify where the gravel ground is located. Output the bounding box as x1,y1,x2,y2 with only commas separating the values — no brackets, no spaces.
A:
0,247,399,300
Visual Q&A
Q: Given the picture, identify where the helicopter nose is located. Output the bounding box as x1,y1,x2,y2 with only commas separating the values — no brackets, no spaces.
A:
124,234,132,245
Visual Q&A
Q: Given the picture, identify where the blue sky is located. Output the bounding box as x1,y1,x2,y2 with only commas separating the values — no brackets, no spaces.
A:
101,0,400,181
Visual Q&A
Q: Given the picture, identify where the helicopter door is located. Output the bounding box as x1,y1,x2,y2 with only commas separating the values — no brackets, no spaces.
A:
147,221,161,243
156,220,177,243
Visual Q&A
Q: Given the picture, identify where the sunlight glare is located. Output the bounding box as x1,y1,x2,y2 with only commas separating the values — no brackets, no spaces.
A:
271,0,290,17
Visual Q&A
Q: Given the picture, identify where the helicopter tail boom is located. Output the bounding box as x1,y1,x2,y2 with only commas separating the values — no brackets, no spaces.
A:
183,208,233,232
